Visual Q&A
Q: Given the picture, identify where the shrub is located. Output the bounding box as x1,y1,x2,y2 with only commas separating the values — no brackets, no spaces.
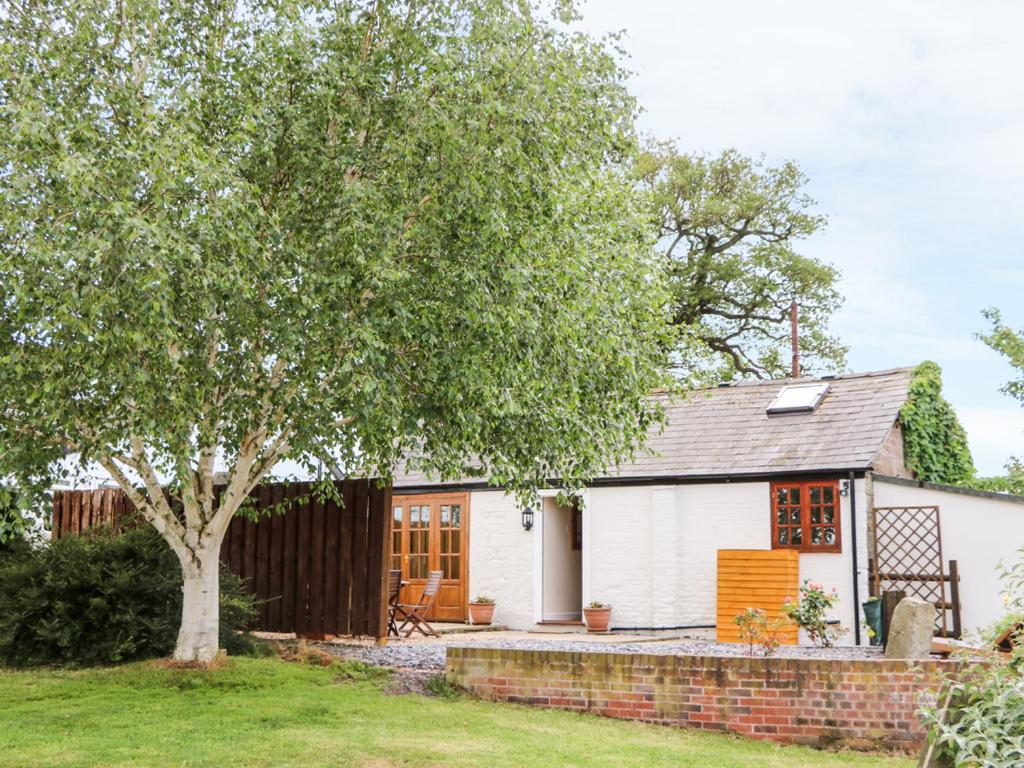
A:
921,663,1024,767
0,527,257,667
734,608,788,657
783,580,847,647
920,546,1024,765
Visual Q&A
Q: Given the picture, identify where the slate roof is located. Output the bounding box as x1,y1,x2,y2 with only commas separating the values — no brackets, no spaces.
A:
392,367,913,488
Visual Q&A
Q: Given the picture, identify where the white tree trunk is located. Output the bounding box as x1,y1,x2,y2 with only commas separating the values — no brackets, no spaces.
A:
174,552,221,662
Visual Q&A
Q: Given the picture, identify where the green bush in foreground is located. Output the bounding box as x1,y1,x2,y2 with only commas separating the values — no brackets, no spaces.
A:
0,527,257,667
920,548,1024,766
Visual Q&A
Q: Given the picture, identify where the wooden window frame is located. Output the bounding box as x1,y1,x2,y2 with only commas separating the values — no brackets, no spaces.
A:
770,479,842,553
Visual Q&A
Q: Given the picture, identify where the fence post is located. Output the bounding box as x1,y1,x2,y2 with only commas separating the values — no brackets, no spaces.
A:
374,484,393,646
881,589,905,647
948,560,962,640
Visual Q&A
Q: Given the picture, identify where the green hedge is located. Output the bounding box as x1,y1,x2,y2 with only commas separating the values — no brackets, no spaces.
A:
0,527,258,667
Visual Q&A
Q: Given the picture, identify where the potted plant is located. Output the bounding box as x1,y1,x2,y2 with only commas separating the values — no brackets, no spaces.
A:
583,601,612,633
468,595,496,626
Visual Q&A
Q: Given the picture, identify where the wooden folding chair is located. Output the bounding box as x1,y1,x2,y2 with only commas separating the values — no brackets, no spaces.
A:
397,570,443,638
386,570,405,638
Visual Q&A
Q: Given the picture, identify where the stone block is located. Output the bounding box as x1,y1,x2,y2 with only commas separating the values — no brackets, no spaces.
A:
884,597,936,659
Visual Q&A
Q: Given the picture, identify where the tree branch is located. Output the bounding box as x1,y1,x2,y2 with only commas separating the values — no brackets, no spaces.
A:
97,454,191,563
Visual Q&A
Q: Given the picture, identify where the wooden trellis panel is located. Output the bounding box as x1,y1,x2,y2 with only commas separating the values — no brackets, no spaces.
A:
870,505,961,638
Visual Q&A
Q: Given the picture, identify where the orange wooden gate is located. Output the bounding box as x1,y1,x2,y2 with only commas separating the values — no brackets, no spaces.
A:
390,493,469,621
716,549,799,645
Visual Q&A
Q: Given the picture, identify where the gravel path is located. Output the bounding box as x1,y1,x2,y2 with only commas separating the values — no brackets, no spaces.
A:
322,635,885,672
326,641,449,670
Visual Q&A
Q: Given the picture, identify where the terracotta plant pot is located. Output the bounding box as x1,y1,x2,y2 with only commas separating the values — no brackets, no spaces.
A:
468,602,496,626
583,607,612,633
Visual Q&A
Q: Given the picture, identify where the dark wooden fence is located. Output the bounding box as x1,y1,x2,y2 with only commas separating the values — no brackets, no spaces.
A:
53,487,134,538
52,480,392,639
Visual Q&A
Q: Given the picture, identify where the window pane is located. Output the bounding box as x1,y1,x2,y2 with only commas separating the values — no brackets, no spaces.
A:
790,508,801,524
441,530,449,552
778,529,789,545
792,527,803,544
776,488,788,505
824,528,836,544
420,505,430,525
789,488,801,505
451,505,461,528
823,486,834,504
810,486,821,504
393,506,403,525
411,530,427,555
441,505,450,526
811,527,822,544
811,508,821,524
823,508,835,525
450,532,460,554
410,506,420,525
777,509,787,525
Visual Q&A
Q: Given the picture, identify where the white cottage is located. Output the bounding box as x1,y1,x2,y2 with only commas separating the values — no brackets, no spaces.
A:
391,367,1024,643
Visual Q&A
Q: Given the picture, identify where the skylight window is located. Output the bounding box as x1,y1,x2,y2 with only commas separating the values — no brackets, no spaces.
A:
766,382,830,414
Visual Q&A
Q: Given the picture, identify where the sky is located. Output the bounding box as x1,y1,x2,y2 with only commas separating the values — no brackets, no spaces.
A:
575,0,1024,474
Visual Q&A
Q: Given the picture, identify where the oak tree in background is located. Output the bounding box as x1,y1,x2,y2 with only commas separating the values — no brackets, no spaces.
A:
0,0,671,661
977,309,1024,493
636,142,846,380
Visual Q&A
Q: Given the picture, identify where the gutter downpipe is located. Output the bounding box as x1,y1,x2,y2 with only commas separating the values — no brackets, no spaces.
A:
849,470,861,645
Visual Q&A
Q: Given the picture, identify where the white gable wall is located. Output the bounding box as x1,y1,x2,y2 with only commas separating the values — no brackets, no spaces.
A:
465,478,869,642
872,476,1024,636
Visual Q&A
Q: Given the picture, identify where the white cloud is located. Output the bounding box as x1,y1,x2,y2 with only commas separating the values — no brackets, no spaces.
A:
957,405,1024,475
579,0,1024,216
573,0,1024,469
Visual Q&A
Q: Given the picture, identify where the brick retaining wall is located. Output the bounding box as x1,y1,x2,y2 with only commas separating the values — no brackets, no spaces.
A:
446,646,957,751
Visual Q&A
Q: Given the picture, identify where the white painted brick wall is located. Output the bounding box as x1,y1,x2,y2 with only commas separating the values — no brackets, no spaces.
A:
676,482,771,627
587,486,654,626
466,490,533,628
465,480,868,642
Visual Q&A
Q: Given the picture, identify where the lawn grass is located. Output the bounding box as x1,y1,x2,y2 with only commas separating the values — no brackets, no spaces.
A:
0,657,915,768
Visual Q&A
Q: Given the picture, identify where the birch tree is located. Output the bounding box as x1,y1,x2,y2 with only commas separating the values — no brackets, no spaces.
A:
0,0,671,661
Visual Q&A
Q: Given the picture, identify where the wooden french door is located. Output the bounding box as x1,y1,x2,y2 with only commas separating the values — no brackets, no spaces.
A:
390,493,469,621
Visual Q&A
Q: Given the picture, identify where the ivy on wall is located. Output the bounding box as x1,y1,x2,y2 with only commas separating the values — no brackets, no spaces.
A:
899,361,975,485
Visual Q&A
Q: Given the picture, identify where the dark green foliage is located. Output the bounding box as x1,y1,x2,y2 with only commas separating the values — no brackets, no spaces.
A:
0,527,256,667
899,361,975,485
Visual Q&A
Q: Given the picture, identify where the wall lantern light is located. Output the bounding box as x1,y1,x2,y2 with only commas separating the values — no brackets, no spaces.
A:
840,480,850,497
521,506,535,531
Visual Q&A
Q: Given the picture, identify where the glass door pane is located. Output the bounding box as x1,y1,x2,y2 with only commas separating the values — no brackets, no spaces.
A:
408,504,430,579
390,505,404,573
439,503,462,580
